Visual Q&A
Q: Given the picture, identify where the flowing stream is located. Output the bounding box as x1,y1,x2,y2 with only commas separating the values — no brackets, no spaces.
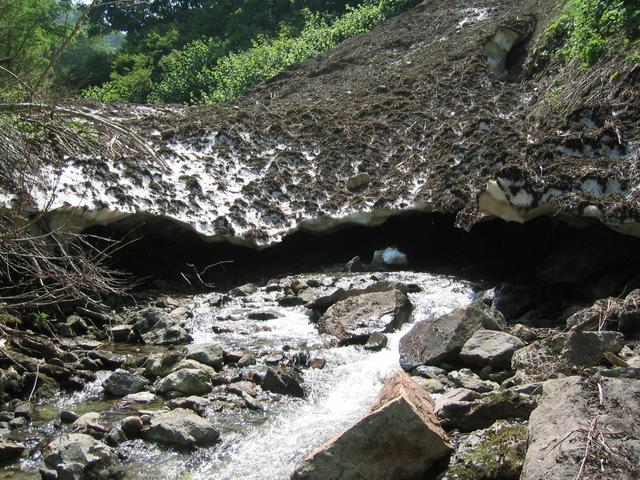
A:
17,270,474,480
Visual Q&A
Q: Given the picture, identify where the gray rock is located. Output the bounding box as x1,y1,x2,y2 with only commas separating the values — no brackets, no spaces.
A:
442,421,527,480
247,310,279,320
400,300,505,370
145,351,185,378
412,377,445,394
143,408,219,448
132,307,192,345
262,367,304,398
264,355,284,366
227,381,257,398
413,365,447,379
230,283,256,297
141,325,192,345
277,295,305,307
132,307,173,334
60,411,79,424
317,289,412,346
102,369,149,397
110,325,132,342
123,391,157,404
345,172,372,191
237,354,256,368
44,433,114,470
121,416,144,438
447,369,499,393
563,331,624,366
0,443,25,465
435,390,537,432
241,391,264,411
460,329,525,368
185,344,224,371
511,331,625,379
72,412,101,428
291,371,451,480
522,376,640,479
166,396,210,416
157,368,212,396
364,332,388,351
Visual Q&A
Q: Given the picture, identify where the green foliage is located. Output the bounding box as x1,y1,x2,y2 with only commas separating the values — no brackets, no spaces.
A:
86,0,419,104
84,53,154,103
149,0,420,105
0,0,63,96
446,423,528,480
35,311,50,330
55,32,115,90
149,38,227,104
545,0,640,66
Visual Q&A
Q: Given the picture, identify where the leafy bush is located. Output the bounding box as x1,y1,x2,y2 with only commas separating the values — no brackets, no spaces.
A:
546,0,640,66
194,0,420,104
150,38,227,104
84,53,154,103
87,0,420,104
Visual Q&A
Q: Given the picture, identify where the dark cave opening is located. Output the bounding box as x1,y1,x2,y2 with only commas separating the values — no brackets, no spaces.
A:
83,212,640,293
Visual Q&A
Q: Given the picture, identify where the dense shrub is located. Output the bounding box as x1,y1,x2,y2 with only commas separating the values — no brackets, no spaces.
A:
545,0,640,66
87,0,420,104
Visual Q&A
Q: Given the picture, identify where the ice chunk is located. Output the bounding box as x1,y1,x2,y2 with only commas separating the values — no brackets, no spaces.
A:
372,247,408,265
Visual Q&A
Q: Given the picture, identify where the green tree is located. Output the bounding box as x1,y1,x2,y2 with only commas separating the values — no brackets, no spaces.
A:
0,0,62,94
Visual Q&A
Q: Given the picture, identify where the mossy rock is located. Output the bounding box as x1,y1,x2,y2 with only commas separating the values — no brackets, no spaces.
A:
0,312,22,328
444,421,528,480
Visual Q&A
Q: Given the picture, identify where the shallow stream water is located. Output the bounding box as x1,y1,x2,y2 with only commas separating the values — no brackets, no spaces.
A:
10,270,474,480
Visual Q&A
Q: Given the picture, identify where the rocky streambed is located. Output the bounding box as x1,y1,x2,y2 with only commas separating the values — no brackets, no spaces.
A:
2,257,640,480
1,268,476,479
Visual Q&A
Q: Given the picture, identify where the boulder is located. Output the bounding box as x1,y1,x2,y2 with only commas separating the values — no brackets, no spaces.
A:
565,289,640,336
173,359,218,377
460,330,525,369
364,332,388,351
157,368,212,396
247,309,280,320
230,283,256,297
228,381,257,398
123,391,157,404
132,307,192,345
0,443,25,465
291,371,451,480
262,367,305,398
72,412,101,428
511,331,625,379
277,295,306,307
435,390,536,432
447,369,498,393
121,416,144,438
166,396,210,416
443,421,527,480
400,300,505,370
132,307,173,334
145,351,185,378
317,289,412,345
521,376,640,479
43,433,115,470
307,281,408,316
143,408,219,448
185,344,224,371
102,369,149,397
142,325,192,345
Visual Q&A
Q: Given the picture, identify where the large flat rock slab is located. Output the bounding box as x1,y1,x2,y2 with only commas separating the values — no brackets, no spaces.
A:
522,376,640,480
316,289,412,345
291,371,451,480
